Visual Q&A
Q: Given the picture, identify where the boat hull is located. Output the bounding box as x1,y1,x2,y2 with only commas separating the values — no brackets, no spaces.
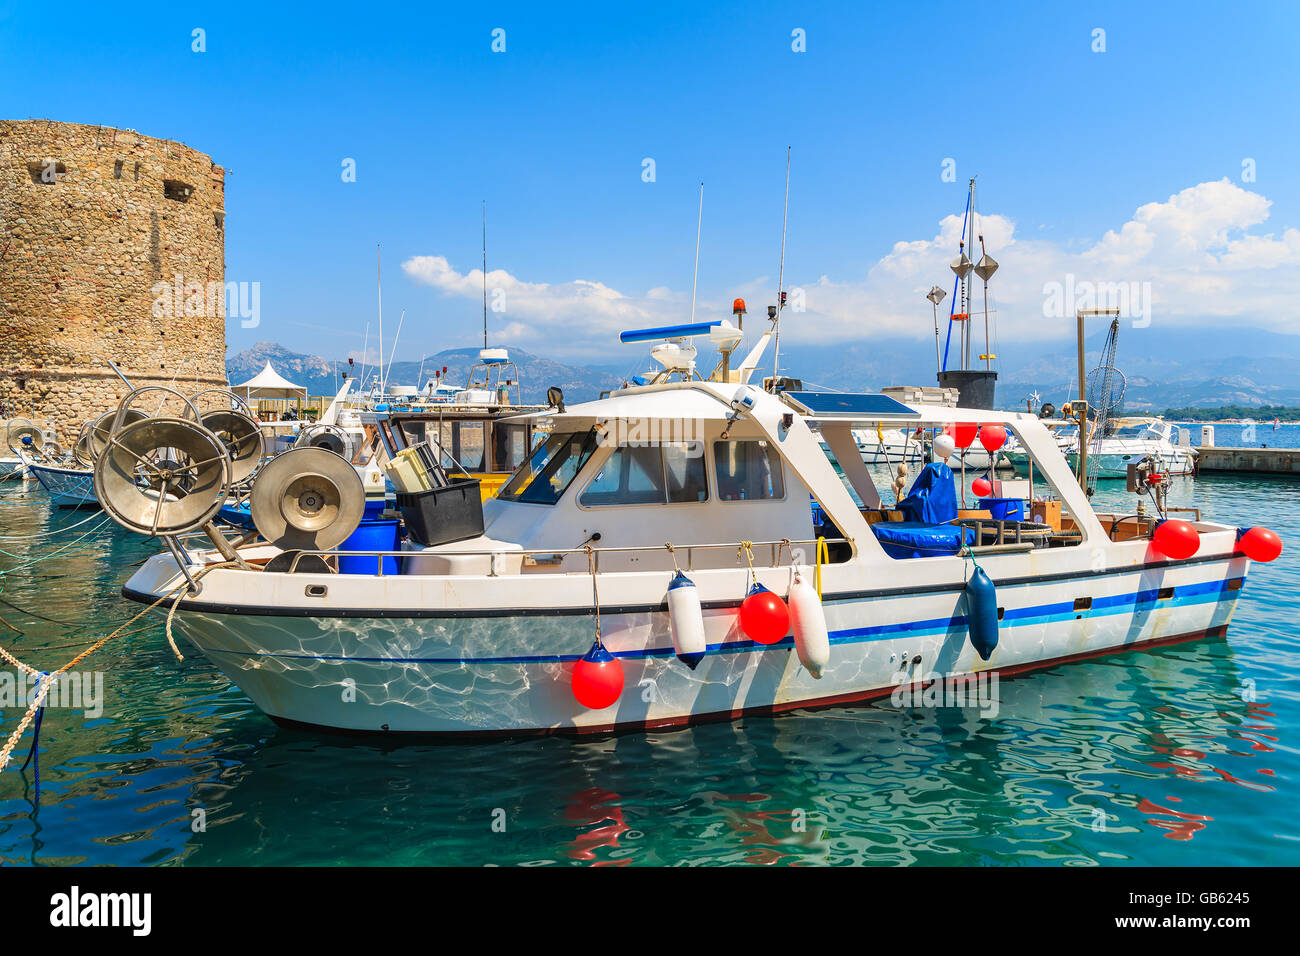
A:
1005,447,1196,480
28,461,98,507
1068,449,1197,478
127,554,1248,736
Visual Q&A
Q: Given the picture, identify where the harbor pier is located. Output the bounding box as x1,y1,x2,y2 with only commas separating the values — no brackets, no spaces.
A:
1196,447,1300,476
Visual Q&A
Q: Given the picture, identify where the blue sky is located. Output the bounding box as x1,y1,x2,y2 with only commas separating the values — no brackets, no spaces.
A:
3,0,1298,364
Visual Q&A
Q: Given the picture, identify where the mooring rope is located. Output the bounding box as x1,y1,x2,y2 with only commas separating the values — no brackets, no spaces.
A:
664,541,682,574
18,671,48,791
0,559,236,772
0,514,114,568
738,539,756,589
0,507,110,540
583,545,603,644
0,581,190,770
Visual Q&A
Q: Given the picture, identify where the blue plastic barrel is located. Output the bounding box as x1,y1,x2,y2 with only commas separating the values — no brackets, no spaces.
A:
338,518,400,575
362,497,387,520
977,496,1025,521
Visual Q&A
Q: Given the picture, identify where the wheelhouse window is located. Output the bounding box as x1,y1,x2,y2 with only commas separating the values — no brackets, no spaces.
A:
579,442,708,507
714,440,784,500
499,430,599,505
492,422,530,471
396,418,496,473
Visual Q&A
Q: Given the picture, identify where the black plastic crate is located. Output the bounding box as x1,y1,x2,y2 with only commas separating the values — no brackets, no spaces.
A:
395,478,485,547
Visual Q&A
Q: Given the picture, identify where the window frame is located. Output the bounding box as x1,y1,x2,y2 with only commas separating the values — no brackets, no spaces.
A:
711,438,788,503
576,441,712,510
497,429,600,506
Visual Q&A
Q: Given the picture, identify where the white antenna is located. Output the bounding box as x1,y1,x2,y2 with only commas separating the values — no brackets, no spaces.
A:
772,146,791,378
689,182,703,323
482,200,488,350
376,243,384,393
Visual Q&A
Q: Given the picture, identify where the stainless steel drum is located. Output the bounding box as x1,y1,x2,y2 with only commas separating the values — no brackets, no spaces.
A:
249,446,365,551
93,418,232,536
88,408,149,460
200,409,265,485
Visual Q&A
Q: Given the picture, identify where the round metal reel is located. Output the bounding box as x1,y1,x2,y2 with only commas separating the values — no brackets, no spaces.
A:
93,418,232,536
200,409,265,484
5,420,41,454
88,408,149,460
264,550,336,574
296,423,355,461
250,446,365,552
72,421,97,466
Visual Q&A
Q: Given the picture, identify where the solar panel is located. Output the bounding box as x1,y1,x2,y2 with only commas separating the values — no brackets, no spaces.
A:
783,391,919,419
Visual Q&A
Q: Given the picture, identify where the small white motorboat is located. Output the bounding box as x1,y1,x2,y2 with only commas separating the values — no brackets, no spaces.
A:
1065,417,1197,479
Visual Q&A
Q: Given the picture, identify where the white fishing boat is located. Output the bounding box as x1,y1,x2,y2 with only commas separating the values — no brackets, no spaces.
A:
99,321,1277,738
852,425,926,465
5,419,98,506
1005,418,1195,480
1065,417,1197,479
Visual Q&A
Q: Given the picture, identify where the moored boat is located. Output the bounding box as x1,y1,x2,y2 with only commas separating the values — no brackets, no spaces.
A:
102,322,1275,738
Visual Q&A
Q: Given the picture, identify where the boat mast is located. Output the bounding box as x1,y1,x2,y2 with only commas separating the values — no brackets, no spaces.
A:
772,146,791,379
385,309,405,387
689,182,703,325
964,178,975,369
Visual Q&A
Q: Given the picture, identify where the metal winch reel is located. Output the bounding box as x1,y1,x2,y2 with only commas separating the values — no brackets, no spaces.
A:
93,417,232,537
199,409,264,485
295,422,355,462
72,420,97,466
87,408,149,461
5,419,44,457
249,446,365,552
191,389,264,485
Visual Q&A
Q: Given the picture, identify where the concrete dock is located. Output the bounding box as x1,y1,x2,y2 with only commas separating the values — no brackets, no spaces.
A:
1195,447,1300,476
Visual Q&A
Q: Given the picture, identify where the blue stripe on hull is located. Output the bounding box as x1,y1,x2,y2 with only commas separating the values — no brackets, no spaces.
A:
187,575,1244,667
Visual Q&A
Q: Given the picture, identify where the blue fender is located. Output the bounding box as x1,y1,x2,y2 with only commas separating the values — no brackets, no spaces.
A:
965,566,999,661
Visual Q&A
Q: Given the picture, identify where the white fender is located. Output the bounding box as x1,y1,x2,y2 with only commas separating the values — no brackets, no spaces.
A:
667,571,707,669
789,570,830,678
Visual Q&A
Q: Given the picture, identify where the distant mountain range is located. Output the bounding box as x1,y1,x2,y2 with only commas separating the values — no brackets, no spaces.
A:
227,326,1300,411
227,342,624,405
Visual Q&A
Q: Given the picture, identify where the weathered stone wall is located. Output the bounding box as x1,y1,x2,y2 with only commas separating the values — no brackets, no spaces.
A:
0,120,227,439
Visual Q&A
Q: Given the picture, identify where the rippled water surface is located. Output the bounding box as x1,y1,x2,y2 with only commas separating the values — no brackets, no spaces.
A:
1,473,1297,866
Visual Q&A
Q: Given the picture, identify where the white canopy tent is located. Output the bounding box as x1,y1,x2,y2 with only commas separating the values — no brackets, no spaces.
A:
233,361,309,422
232,362,308,401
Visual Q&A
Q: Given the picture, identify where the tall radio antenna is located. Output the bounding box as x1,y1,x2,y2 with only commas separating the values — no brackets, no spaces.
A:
772,146,791,378
482,200,488,350
689,182,703,324
376,243,384,393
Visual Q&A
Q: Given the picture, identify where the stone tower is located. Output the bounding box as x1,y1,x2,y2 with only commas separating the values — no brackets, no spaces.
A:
0,120,228,438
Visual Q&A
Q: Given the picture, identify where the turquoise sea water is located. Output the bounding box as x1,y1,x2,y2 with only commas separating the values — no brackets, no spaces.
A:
0,473,1296,866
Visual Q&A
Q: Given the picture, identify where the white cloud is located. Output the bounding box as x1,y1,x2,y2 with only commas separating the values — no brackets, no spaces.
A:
401,256,683,347
400,179,1300,355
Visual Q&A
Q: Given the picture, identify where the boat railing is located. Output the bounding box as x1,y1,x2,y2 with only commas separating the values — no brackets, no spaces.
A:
174,534,855,578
